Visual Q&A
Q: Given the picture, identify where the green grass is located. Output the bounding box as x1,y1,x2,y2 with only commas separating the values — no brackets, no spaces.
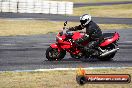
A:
0,19,132,36
0,19,63,36
0,68,132,88
73,4,132,18
99,24,132,30
53,0,132,3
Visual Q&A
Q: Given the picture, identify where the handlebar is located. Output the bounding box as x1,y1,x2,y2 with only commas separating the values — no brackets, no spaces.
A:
61,21,86,36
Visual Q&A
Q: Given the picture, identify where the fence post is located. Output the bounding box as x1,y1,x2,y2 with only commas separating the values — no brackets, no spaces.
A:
17,1,19,13
49,1,50,15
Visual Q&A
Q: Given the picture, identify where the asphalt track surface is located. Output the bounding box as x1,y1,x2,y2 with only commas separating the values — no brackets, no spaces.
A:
0,29,132,71
0,13,132,24
74,1,132,7
0,1,132,71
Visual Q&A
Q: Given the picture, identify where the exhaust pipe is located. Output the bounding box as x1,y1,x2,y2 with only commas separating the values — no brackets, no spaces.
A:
100,48,119,57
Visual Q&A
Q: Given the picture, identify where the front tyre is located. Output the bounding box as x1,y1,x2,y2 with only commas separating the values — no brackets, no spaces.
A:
46,47,66,61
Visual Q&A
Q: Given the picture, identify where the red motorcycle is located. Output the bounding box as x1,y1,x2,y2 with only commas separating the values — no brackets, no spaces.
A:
46,21,120,61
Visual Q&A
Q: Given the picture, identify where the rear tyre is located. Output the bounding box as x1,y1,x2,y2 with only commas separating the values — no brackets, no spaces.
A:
98,44,116,61
46,47,66,61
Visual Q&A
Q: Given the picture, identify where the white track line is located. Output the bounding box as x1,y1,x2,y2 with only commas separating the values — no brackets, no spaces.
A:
0,67,129,72
123,41,132,43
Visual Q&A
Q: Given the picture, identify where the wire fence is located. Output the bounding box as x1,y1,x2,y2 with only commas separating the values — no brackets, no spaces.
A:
0,0,73,15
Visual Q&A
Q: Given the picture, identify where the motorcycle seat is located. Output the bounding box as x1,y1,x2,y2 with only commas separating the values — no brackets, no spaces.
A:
103,33,115,40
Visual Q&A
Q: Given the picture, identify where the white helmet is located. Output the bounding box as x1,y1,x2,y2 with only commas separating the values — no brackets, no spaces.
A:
80,14,91,26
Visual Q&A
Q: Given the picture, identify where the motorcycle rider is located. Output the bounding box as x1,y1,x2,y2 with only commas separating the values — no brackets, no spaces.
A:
67,14,103,55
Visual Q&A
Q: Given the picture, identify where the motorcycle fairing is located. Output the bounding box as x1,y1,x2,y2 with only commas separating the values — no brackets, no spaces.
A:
72,32,84,40
56,34,72,49
100,32,119,47
51,34,72,50
50,43,80,54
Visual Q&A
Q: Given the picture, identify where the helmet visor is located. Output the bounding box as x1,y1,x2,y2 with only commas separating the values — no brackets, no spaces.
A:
80,19,87,25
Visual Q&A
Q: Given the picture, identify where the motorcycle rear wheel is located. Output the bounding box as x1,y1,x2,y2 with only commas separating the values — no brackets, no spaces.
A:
46,47,66,61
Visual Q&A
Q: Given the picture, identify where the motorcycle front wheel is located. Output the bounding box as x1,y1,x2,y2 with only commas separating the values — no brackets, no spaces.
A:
46,47,66,61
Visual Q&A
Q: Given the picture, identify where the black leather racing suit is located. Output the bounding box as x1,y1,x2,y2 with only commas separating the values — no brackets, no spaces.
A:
68,20,103,54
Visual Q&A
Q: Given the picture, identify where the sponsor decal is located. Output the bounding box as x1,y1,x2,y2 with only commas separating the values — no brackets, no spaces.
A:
76,67,131,85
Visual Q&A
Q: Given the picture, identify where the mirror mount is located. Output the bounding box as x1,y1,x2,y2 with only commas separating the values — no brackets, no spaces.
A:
64,21,67,26
63,21,67,30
